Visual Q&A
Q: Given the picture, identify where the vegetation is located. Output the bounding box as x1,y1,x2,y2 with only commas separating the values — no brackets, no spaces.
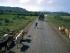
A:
47,15,70,28
0,6,38,38
0,14,36,37
1,6,70,38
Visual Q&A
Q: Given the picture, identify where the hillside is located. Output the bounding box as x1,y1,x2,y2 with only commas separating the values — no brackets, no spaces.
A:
0,6,28,14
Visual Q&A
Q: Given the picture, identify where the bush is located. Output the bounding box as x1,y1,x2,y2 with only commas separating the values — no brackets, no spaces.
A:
54,15,63,20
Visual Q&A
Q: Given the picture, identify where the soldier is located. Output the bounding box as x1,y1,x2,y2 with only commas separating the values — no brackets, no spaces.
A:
38,13,45,21
35,22,38,28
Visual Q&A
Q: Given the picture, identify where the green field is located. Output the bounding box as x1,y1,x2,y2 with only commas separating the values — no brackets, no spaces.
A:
0,14,36,37
47,15,70,28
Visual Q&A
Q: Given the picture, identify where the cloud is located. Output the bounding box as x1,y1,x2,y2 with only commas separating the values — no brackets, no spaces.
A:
20,3,42,11
0,0,60,11
19,0,30,4
47,0,54,4
25,6,41,11
18,0,56,11
36,0,43,4
0,0,70,12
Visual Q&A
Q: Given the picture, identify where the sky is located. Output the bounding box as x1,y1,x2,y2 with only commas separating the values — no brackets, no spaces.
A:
0,0,70,12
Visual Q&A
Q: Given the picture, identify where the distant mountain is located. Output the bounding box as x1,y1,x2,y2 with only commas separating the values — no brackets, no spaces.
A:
44,12,70,16
0,6,70,16
0,6,40,16
0,6,28,14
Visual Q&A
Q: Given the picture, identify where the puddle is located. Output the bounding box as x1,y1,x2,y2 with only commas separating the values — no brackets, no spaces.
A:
7,41,15,50
1,50,5,53
21,44,29,52
20,39,32,43
28,35,31,37
8,51,15,53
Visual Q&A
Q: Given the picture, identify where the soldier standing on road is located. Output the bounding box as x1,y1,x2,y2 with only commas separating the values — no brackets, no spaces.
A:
35,22,38,28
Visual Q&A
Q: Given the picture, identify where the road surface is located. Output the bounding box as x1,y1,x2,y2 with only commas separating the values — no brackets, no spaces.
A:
10,20,70,53
21,20,70,53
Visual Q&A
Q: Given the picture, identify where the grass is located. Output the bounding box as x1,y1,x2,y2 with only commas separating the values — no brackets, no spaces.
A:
47,15,70,28
0,14,36,37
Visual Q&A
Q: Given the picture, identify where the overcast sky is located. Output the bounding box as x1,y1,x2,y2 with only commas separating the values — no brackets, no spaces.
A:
0,0,70,12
